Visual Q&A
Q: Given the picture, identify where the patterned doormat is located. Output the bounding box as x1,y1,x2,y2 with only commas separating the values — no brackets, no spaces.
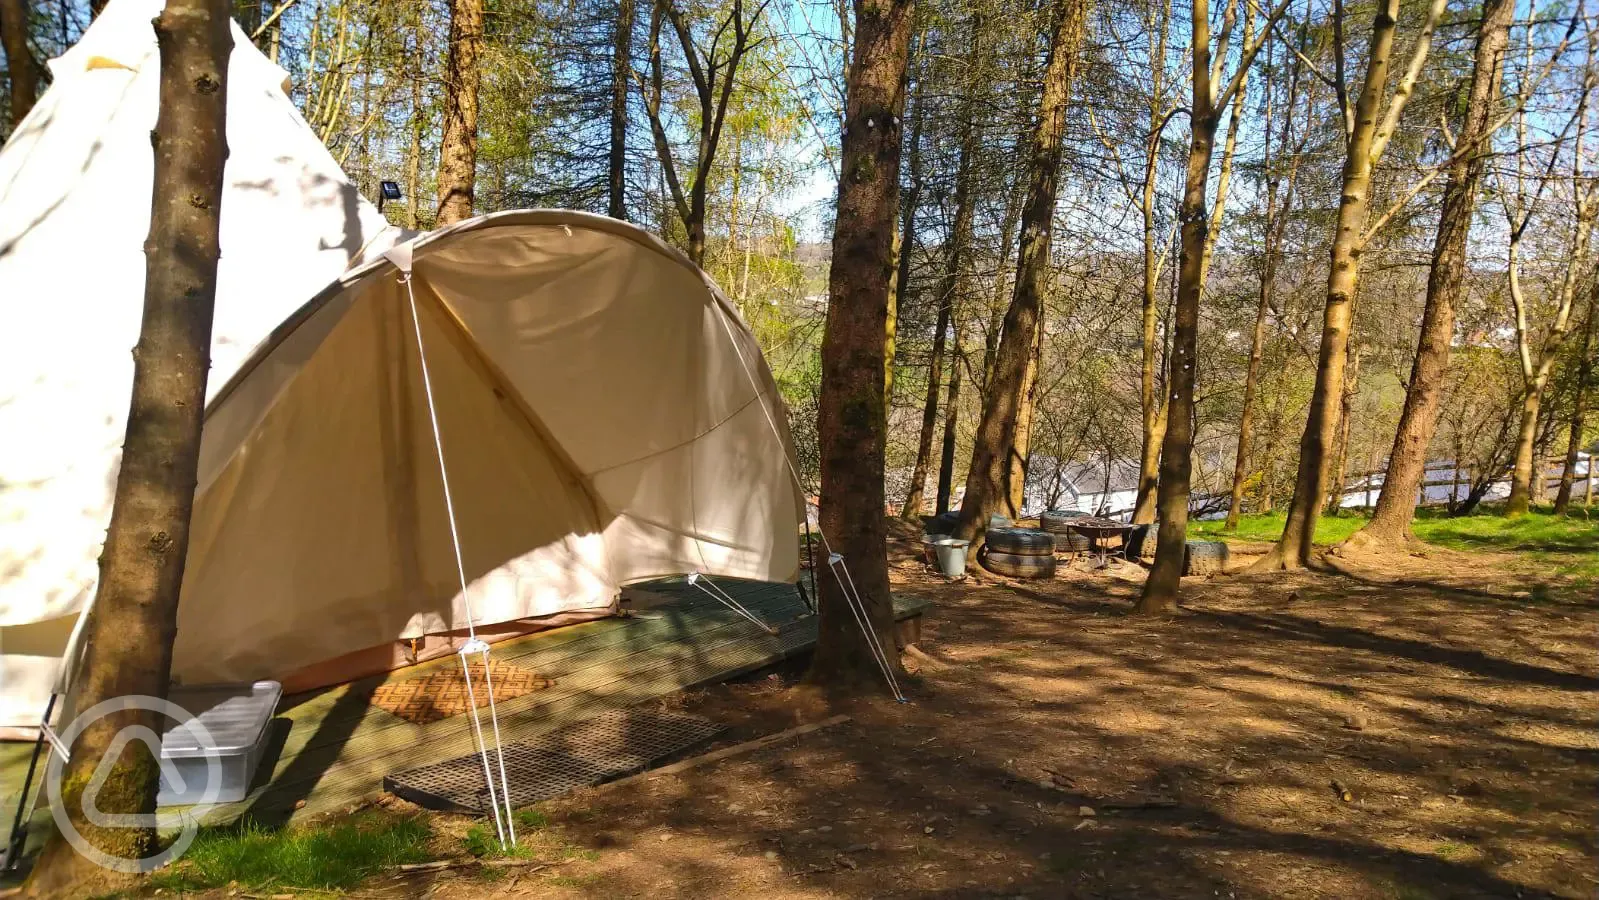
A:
371,659,553,725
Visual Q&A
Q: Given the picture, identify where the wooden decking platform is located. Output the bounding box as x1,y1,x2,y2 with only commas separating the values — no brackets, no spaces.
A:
2,579,928,859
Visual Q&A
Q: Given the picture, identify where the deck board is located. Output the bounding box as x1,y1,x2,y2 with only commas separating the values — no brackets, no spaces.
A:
2,580,928,853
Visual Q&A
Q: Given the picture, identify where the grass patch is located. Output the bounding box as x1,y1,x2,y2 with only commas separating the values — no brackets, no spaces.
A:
147,811,432,893
1193,506,1599,589
1190,511,1365,546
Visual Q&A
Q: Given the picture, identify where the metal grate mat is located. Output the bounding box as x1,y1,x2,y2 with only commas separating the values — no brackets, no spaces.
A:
383,708,724,814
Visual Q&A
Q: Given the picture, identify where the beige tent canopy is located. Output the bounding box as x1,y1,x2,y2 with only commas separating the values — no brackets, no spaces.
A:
0,0,802,735
172,210,804,691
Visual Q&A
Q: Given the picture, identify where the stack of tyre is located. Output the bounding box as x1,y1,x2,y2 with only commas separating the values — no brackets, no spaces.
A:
980,527,1057,579
1039,509,1092,555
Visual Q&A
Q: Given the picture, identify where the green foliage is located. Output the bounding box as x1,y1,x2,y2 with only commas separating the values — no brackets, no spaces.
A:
146,812,432,893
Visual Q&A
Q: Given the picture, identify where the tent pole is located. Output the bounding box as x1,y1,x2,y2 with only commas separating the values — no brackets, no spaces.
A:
3,693,56,873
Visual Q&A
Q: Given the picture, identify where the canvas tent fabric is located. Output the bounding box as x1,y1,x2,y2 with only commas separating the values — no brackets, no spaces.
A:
0,0,404,733
169,210,803,690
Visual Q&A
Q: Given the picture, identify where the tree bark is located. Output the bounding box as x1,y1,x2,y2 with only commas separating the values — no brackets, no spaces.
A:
1136,0,1221,613
1352,0,1513,544
1129,0,1172,526
406,6,425,229
935,312,964,514
901,288,948,519
1554,283,1596,514
609,0,635,220
808,0,913,688
953,0,1086,558
1,0,37,132
435,0,484,225
1255,0,1439,569
1008,315,1043,516
896,74,936,519
22,1,230,892
1325,347,1359,514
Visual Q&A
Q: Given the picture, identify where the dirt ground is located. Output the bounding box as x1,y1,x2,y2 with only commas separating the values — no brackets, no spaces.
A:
369,523,1596,899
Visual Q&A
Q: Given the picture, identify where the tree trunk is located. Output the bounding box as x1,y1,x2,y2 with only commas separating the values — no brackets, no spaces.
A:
406,9,424,229
1225,34,1305,531
901,291,948,519
1256,0,1411,570
609,0,634,220
953,0,1086,557
1,0,37,131
1136,0,1221,613
896,78,936,520
1353,0,1513,544
807,0,913,689
1325,348,1359,514
1554,284,1596,514
1008,315,1043,516
22,2,230,892
927,54,984,518
936,314,964,514
435,0,484,225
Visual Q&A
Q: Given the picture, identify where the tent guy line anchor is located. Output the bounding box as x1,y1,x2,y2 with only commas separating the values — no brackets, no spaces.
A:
393,248,517,849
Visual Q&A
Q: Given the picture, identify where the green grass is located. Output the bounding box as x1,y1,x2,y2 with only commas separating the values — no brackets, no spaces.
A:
1189,510,1364,546
146,811,433,893
1192,506,1599,587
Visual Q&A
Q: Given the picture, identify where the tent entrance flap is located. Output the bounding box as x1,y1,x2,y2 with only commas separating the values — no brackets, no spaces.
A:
169,273,618,688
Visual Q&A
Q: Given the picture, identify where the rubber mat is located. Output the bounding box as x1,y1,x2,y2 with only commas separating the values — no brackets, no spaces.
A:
370,659,553,725
383,708,724,813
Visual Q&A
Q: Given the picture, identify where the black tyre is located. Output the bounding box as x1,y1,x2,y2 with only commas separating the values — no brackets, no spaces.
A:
1125,524,1157,559
1039,509,1089,533
980,550,1057,579
1052,531,1091,552
1183,541,1229,575
985,527,1055,556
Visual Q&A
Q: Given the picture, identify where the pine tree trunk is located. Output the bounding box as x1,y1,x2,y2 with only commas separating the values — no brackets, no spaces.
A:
901,294,948,519
22,2,230,892
927,62,984,518
1257,0,1407,570
936,316,964,514
896,80,936,520
1554,286,1596,514
406,11,424,230
1,0,37,131
435,0,484,225
808,0,913,688
609,0,634,220
954,0,1086,557
1353,0,1513,544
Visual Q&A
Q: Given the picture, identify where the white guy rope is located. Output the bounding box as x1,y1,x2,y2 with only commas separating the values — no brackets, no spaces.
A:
709,306,906,701
400,271,516,848
687,573,779,635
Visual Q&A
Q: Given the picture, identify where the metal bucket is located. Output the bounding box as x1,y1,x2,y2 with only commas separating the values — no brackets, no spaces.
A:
933,538,970,577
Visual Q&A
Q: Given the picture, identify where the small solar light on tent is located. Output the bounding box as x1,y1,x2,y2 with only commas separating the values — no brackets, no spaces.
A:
378,181,402,214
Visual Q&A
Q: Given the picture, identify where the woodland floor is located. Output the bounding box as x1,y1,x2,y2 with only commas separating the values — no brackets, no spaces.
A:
133,515,1599,898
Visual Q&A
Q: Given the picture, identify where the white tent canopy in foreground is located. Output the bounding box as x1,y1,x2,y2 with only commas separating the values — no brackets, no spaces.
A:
0,0,801,735
174,210,803,692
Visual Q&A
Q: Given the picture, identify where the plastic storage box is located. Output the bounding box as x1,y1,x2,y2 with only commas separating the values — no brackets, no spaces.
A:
158,681,282,806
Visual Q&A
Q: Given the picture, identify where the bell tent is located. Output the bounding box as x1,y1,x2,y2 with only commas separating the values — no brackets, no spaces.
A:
0,1,802,737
